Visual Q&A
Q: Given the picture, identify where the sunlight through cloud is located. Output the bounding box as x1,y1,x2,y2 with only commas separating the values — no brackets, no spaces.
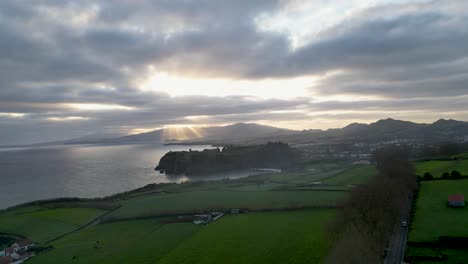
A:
46,116,90,122
67,103,134,111
140,71,314,99
0,112,26,118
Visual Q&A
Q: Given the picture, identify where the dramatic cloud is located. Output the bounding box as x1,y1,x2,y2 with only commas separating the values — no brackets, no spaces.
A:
0,0,467,144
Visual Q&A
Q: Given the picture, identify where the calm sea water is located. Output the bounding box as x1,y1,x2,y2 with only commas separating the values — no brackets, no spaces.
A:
0,144,256,209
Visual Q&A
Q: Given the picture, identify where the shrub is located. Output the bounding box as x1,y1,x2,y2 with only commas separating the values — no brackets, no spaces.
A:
450,170,462,179
441,172,450,179
423,172,433,180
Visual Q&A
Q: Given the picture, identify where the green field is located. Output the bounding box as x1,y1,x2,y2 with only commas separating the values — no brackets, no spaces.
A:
414,159,468,177
30,210,333,264
29,220,201,264
0,163,376,263
158,210,334,264
321,165,376,185
407,178,468,263
0,207,106,243
107,190,345,220
105,163,371,221
409,179,468,242
406,247,468,264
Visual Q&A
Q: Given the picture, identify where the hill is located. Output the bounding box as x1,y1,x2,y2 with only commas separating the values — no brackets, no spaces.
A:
23,118,468,147
65,123,297,145
155,142,302,175
216,118,468,145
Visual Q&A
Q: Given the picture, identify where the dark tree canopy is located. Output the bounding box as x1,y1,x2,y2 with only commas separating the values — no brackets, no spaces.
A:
450,170,462,179
326,144,417,263
156,142,302,175
423,172,433,180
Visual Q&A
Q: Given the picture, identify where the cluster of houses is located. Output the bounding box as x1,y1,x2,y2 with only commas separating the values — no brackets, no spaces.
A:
193,212,224,225
0,240,35,264
352,160,371,165
192,208,250,225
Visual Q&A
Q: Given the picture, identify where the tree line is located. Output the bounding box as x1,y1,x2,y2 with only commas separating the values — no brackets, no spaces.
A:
325,145,418,263
423,170,463,180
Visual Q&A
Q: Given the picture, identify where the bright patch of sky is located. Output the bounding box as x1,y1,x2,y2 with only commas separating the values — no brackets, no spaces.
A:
46,116,90,122
255,0,432,49
67,103,134,111
0,113,26,118
140,71,314,99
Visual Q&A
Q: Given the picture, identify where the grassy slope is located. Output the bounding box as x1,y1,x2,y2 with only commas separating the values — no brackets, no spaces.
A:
1,163,376,263
108,190,344,220
414,159,468,177
30,220,201,264
321,165,376,185
159,210,334,264
409,179,468,242
408,157,468,263
108,163,375,220
0,207,106,243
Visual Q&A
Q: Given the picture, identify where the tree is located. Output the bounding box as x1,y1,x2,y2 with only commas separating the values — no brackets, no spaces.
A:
423,172,433,180
326,145,417,263
441,172,450,179
450,170,462,179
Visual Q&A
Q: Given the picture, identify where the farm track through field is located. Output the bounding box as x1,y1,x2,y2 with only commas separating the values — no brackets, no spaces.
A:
45,205,121,244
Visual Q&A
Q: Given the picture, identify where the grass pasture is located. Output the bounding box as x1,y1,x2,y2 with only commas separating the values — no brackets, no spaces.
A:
406,246,468,264
0,206,106,243
407,179,468,263
0,163,377,263
321,165,376,185
34,163,374,225
453,152,468,160
414,159,468,177
29,220,201,264
409,179,468,242
158,210,334,264
32,210,334,264
107,190,345,220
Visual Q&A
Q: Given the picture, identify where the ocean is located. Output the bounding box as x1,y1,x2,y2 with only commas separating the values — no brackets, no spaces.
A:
0,144,256,209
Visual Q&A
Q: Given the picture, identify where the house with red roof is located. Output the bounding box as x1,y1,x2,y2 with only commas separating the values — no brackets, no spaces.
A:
448,194,465,208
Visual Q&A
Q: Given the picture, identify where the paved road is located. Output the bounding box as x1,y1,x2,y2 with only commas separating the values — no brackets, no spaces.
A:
384,195,413,264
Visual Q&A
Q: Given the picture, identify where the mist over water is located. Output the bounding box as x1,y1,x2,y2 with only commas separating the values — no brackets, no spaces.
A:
0,144,246,209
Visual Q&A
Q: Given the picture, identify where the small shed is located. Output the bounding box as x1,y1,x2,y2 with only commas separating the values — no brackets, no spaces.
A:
448,195,465,208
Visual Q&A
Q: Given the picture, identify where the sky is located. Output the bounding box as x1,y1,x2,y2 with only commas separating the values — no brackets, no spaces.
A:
1,0,468,144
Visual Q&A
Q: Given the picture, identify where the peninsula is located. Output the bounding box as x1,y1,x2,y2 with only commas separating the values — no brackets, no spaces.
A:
155,142,301,175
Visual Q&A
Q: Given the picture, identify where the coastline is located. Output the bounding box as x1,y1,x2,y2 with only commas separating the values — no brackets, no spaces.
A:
0,168,280,212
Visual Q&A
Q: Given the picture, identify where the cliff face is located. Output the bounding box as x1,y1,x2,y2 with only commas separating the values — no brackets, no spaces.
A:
155,142,300,175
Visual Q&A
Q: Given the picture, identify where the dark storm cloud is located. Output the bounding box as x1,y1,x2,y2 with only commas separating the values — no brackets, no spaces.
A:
1,0,468,144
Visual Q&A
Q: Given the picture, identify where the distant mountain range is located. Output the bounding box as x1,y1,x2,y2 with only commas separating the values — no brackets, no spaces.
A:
5,118,466,148
64,123,298,145
63,118,468,146
254,118,468,145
